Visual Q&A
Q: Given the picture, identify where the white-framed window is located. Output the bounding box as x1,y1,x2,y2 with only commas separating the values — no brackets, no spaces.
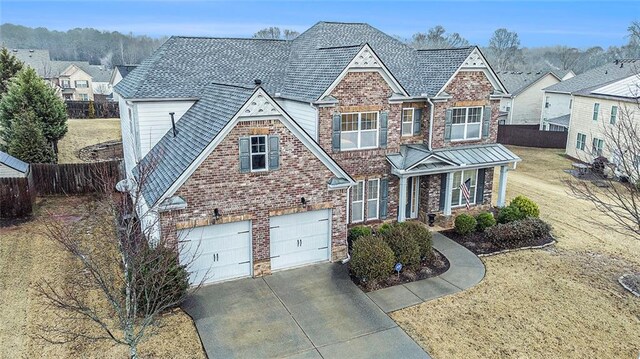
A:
592,137,604,156
351,180,365,223
593,103,600,121
451,107,482,141
79,94,89,101
610,106,618,124
341,112,378,150
576,133,586,150
75,80,89,88
250,135,268,171
450,169,478,207
61,80,71,88
401,108,414,136
366,179,380,220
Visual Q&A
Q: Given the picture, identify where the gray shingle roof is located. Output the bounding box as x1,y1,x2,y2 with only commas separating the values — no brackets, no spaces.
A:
115,65,137,79
497,71,558,95
115,21,479,102
545,114,570,127
135,83,255,204
544,60,639,94
388,143,520,173
0,150,29,173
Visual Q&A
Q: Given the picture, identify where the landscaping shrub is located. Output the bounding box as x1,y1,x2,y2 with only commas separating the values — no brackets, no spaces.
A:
475,212,497,232
347,225,372,251
398,221,433,260
376,223,393,236
382,224,421,270
486,217,552,245
509,195,540,218
350,235,395,282
454,213,477,235
497,204,524,224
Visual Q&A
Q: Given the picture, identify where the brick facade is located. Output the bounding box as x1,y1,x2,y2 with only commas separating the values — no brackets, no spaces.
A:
159,118,348,276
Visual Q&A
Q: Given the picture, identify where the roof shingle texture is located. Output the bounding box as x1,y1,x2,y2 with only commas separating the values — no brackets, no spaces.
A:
497,71,557,95
544,60,639,94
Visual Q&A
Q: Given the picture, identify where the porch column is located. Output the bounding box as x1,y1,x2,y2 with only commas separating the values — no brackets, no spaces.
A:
443,172,453,216
398,176,408,222
497,165,508,207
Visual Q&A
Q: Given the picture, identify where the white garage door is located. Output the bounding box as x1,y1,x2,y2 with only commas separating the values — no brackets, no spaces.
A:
269,209,331,271
179,221,252,285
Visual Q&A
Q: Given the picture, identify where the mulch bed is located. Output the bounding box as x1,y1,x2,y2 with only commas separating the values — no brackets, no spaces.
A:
351,249,450,292
441,229,555,256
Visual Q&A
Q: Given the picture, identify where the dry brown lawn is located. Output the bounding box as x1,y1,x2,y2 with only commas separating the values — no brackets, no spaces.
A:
392,146,640,359
57,119,122,164
0,197,206,358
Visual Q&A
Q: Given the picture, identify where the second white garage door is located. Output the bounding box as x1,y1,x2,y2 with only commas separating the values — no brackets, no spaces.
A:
179,221,252,285
269,209,331,271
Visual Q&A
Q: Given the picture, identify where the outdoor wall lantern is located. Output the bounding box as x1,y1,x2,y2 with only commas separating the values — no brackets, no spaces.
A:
301,197,307,205
213,208,221,219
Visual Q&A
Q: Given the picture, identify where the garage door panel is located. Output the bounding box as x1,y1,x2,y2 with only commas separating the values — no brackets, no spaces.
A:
179,221,252,285
270,210,331,271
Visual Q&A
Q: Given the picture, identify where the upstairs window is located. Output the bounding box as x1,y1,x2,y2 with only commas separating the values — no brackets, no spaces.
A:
593,103,600,121
61,80,71,88
610,106,618,124
341,112,378,150
79,94,89,101
592,137,604,156
402,108,414,136
75,80,89,88
451,107,482,141
250,136,267,171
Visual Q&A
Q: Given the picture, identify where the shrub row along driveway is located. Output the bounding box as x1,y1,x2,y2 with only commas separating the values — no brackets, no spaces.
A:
182,263,428,359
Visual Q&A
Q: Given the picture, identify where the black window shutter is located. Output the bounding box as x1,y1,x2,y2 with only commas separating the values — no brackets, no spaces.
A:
439,173,447,211
268,135,280,170
476,168,485,204
482,105,492,138
379,177,389,219
239,137,250,172
413,108,422,136
379,111,389,148
444,109,453,141
332,113,341,152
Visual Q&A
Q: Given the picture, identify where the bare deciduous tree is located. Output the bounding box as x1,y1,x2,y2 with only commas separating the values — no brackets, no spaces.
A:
253,26,299,40
411,25,469,50
36,161,204,358
488,28,524,71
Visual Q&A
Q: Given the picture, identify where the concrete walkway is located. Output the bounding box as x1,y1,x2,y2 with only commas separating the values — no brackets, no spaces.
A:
367,232,485,313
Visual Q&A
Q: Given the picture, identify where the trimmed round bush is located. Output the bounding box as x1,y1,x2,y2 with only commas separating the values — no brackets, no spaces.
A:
475,212,497,232
399,221,433,260
486,217,552,245
509,195,540,218
376,223,393,236
454,213,477,235
497,205,524,224
347,225,372,251
382,224,421,270
350,235,395,282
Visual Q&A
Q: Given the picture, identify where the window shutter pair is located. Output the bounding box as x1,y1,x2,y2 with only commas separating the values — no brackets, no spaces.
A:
379,178,389,219
239,136,279,172
413,108,422,136
482,106,492,138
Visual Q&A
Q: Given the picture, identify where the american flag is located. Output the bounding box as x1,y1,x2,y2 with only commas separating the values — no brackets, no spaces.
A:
460,178,471,210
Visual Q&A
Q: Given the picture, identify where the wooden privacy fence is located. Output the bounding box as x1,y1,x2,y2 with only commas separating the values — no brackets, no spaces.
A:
31,160,124,195
497,124,568,149
65,101,120,119
0,174,35,218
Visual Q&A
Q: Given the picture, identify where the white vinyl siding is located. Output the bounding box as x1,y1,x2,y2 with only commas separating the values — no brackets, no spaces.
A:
340,112,378,150
276,99,318,140
351,180,364,223
450,169,478,207
366,179,380,220
0,163,26,177
451,107,482,141
506,74,559,125
135,101,195,157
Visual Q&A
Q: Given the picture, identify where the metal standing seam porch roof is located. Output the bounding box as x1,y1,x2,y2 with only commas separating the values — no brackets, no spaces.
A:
387,143,521,176
0,150,29,174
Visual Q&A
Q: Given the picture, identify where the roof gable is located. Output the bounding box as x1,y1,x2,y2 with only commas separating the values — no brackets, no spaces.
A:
544,60,639,94
435,47,507,96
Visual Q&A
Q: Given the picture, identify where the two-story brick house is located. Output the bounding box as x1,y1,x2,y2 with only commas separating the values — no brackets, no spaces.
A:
114,22,520,285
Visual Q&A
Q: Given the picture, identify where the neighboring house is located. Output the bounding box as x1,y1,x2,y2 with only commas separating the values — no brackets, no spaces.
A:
497,71,562,125
114,21,520,285
565,73,640,170
11,48,111,101
109,65,137,101
541,60,636,131
0,151,29,178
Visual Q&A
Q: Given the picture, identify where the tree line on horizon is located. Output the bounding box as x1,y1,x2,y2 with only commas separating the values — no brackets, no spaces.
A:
1,21,638,74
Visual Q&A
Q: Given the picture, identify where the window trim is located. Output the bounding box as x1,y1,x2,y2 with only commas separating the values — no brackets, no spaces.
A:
79,93,89,101
593,103,600,122
610,106,618,124
366,178,380,220
351,180,365,223
249,135,268,172
592,137,604,157
340,111,379,151
401,108,415,137
451,169,478,208
450,106,483,142
75,80,89,88
576,133,586,150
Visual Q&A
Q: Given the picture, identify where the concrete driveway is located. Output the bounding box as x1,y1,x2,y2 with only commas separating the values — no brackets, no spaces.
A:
182,263,429,359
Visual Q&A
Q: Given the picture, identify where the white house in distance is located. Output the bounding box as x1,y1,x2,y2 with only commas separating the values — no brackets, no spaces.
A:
109,65,137,101
541,61,634,132
497,71,566,125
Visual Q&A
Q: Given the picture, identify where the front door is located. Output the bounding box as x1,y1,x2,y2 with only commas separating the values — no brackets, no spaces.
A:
405,177,420,219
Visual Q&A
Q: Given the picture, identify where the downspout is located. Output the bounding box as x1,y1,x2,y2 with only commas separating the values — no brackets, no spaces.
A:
341,186,351,264
426,97,435,151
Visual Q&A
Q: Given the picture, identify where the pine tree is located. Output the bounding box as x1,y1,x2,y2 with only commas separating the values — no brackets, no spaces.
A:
0,47,23,95
0,67,67,160
88,99,96,119
7,110,55,163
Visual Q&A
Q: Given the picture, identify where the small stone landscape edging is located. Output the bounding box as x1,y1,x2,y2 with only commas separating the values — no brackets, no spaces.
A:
477,239,556,258
618,274,640,297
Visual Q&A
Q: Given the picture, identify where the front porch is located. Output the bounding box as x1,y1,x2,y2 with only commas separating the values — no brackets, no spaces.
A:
387,143,521,223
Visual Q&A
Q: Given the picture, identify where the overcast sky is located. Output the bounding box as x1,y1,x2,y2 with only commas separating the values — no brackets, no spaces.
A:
1,1,638,48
